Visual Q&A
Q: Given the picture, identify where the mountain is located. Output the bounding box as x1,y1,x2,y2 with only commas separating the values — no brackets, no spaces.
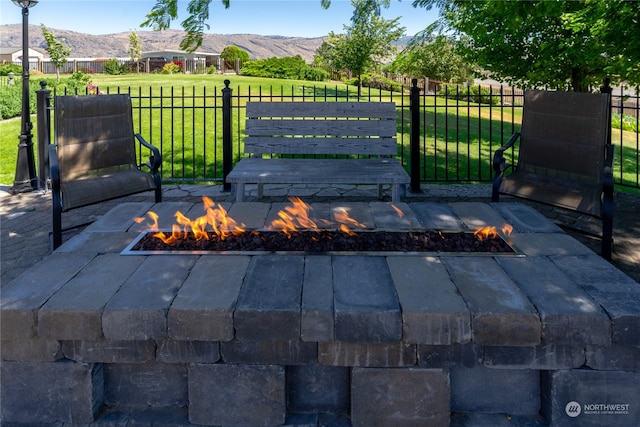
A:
0,25,325,62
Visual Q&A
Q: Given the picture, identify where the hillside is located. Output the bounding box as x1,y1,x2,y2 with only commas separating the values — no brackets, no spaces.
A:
0,25,325,62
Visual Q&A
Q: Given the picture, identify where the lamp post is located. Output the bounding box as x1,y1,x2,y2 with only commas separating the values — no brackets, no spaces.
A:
11,0,39,194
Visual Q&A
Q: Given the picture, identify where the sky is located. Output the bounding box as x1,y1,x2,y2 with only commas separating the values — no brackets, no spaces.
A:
1,0,440,38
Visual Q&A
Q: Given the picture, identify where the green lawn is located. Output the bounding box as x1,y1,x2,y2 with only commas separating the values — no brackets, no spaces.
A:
1,116,23,186
1,73,638,192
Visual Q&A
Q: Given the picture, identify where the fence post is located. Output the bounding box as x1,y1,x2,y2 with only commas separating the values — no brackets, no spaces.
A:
222,79,233,191
36,81,52,191
410,78,421,192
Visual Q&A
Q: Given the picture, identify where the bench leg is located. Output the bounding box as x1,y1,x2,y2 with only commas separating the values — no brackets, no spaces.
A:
258,183,264,199
391,184,401,203
235,183,245,203
377,184,384,199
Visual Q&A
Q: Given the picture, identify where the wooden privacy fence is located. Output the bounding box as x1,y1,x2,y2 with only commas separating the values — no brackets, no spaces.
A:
36,80,640,190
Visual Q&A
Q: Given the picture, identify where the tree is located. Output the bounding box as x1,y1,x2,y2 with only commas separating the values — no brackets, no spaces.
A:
142,0,228,52
391,35,473,84
129,31,143,74
41,25,72,81
312,41,336,69
221,45,249,64
414,0,640,91
141,0,379,52
220,45,250,72
326,0,405,97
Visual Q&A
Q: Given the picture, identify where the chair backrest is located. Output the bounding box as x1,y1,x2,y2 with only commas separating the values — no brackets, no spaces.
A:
244,101,398,156
518,90,610,185
54,94,137,181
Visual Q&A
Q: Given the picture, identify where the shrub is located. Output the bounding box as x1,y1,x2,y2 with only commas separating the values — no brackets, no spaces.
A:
343,73,403,93
0,63,22,76
104,58,127,75
612,113,639,133
0,83,22,119
437,83,501,106
0,79,39,119
1,71,97,119
241,56,328,81
69,71,92,87
42,72,94,96
161,62,184,74
301,67,329,82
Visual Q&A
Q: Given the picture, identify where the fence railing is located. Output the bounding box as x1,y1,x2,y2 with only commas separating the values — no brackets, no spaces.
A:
36,80,640,190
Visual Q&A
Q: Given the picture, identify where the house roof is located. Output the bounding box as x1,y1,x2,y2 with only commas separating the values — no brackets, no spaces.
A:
0,47,22,54
0,47,45,56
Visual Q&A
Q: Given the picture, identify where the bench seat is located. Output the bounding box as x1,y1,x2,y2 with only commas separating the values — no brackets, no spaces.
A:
227,158,410,202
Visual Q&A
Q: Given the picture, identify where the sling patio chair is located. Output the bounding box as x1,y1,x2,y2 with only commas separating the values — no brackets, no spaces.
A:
492,89,614,260
50,94,162,249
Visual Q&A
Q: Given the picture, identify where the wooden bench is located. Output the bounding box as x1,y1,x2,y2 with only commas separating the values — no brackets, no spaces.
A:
226,101,410,203
492,89,614,260
50,94,162,249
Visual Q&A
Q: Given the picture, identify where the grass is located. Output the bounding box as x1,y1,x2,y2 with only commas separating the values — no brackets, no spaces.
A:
1,73,638,193
1,116,23,185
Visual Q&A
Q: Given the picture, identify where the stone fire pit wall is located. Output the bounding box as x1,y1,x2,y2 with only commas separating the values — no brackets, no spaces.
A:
2,201,640,426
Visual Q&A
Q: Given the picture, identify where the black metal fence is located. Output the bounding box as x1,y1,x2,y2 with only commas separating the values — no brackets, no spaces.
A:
37,79,640,190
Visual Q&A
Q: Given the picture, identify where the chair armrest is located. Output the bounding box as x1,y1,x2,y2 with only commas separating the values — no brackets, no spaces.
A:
493,132,520,175
135,134,162,173
491,132,520,202
135,133,163,202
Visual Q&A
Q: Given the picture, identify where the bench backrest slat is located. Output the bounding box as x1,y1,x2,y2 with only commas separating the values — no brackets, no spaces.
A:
244,101,398,156
246,118,397,138
247,101,396,119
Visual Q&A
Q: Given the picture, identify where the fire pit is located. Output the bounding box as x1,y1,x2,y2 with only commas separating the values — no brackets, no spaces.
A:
8,195,636,427
121,197,521,255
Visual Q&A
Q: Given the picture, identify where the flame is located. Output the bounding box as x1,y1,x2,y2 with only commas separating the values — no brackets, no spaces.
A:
205,198,246,239
333,206,367,236
267,198,368,238
137,196,372,244
473,224,513,241
391,204,404,217
268,197,319,237
135,196,246,244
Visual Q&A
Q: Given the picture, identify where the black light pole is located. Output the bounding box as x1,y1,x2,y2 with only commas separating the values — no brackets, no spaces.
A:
11,0,39,194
